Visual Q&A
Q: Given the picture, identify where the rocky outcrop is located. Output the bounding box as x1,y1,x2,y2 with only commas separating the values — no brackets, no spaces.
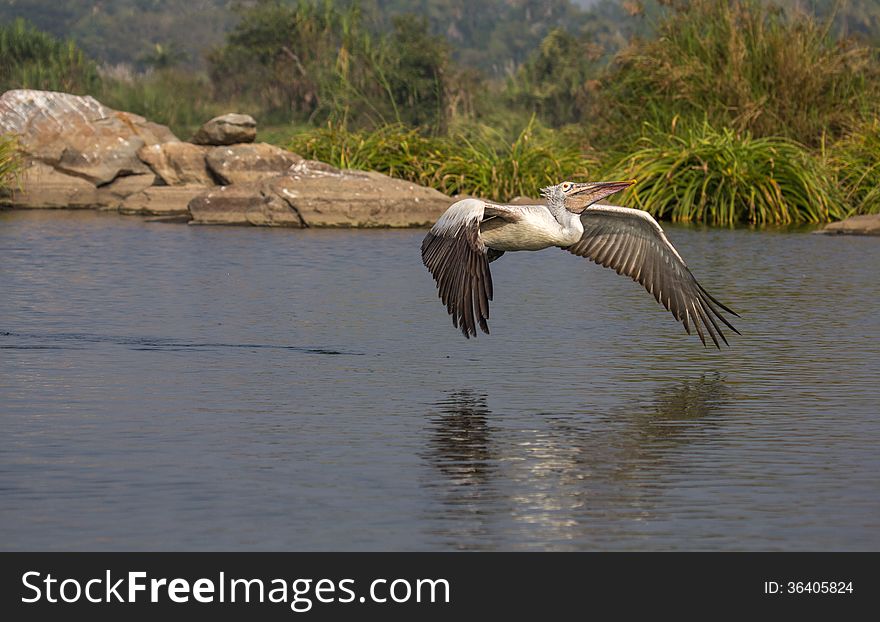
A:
137,142,212,186
120,185,206,216
6,161,100,209
188,183,304,227
1,90,452,226
191,113,257,146
206,143,302,185
0,90,177,186
188,160,451,227
817,214,880,236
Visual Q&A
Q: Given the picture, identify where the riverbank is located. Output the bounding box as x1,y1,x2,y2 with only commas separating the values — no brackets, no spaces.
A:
0,90,450,228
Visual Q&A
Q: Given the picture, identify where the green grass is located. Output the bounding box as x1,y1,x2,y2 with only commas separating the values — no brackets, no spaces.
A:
594,0,878,149
288,118,594,201
828,118,880,216
602,122,845,225
0,134,23,194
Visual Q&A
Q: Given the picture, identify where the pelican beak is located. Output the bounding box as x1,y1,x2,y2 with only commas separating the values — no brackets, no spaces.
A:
567,180,636,213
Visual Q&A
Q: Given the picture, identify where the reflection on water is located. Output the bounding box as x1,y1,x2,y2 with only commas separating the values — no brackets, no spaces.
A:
1,210,879,550
424,376,731,549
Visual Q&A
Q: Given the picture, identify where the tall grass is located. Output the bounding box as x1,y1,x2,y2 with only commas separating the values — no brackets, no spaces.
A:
99,69,223,139
0,134,23,194
289,118,592,201
828,118,880,215
604,121,844,225
595,0,878,148
0,18,101,94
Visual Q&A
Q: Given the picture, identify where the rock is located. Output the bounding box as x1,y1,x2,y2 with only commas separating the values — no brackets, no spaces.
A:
187,160,450,227
0,89,177,186
817,214,880,236
137,142,212,186
95,173,157,210
120,185,204,217
0,161,98,208
188,183,302,227
206,143,302,185
277,162,450,227
191,113,256,146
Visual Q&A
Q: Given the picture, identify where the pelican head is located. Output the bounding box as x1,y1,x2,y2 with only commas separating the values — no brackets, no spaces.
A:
541,180,636,213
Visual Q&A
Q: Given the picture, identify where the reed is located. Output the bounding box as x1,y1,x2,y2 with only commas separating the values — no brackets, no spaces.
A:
289,118,593,202
603,121,844,225
0,134,23,194
828,118,880,215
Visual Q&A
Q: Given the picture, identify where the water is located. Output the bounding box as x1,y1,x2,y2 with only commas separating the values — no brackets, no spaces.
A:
1,209,878,551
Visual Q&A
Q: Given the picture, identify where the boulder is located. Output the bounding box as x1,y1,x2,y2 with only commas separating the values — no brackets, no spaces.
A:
120,186,204,217
276,161,450,227
817,214,880,236
0,161,98,208
187,160,450,227
188,183,303,227
95,173,157,210
137,142,212,186
206,143,302,185
0,89,177,186
191,113,257,146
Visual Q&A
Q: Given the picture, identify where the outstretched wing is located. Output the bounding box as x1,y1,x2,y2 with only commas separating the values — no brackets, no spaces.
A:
564,204,740,348
421,199,519,338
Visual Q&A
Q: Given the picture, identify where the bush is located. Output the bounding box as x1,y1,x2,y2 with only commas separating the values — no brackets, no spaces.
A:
289,118,594,201
99,69,223,139
0,134,23,194
594,0,878,148
829,118,880,215
0,18,101,94
603,121,844,225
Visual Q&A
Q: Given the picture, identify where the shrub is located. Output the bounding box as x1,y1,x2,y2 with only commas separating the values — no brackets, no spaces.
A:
0,134,23,194
828,118,880,215
603,121,844,225
289,118,594,201
594,0,878,148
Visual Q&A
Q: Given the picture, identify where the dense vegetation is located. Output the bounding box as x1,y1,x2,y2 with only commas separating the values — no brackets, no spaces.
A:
0,133,21,194
2,0,880,223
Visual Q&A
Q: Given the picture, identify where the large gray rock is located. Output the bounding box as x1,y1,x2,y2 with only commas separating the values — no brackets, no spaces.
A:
137,142,212,186
818,214,880,236
0,161,98,208
206,143,303,185
188,160,450,227
191,113,257,146
120,185,205,216
188,183,302,227
95,173,157,210
0,89,178,186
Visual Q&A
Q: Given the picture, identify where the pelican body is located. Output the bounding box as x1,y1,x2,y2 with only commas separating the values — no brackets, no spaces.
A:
421,181,739,346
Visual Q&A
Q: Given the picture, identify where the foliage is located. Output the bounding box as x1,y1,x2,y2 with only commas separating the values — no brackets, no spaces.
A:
0,18,101,94
208,1,450,129
0,134,22,194
289,118,593,201
603,121,844,225
505,28,603,126
828,118,880,215
99,69,224,139
593,0,880,148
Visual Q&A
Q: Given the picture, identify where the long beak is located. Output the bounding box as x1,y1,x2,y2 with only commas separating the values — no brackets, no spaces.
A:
568,180,636,213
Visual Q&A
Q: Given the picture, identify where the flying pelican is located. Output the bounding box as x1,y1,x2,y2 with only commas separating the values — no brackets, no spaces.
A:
421,180,739,346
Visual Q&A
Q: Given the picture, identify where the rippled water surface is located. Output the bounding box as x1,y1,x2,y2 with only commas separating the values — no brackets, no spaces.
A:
1,210,878,550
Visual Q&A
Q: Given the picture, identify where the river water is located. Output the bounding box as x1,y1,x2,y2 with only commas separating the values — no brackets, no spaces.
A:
1,209,878,550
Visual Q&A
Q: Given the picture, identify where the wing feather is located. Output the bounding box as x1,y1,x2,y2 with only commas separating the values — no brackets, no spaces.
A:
422,199,518,338
564,204,739,348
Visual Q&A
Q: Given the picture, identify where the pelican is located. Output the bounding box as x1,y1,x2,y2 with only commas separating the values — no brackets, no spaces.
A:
421,180,739,346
